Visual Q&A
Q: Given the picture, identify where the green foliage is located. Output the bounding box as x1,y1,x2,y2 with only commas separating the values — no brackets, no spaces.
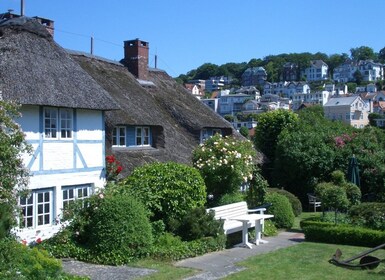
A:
0,100,31,237
268,188,302,217
262,219,278,237
239,126,249,138
192,134,256,202
149,232,226,261
315,182,349,224
246,169,268,208
120,162,206,229
348,202,385,231
350,46,377,61
344,183,361,206
216,192,245,206
224,114,235,122
264,192,294,229
84,193,153,264
47,192,153,265
368,112,385,127
254,109,299,162
0,238,82,280
170,206,224,241
302,222,385,247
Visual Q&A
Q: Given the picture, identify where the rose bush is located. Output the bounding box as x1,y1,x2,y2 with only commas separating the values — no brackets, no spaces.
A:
192,134,257,203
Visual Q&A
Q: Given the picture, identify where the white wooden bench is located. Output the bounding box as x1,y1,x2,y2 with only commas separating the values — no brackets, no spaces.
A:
207,201,270,235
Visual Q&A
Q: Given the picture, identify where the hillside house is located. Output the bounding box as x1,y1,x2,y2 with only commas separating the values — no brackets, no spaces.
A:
292,91,331,111
280,62,299,81
333,60,384,83
242,67,267,86
0,17,118,243
303,60,329,81
184,83,204,99
323,96,369,128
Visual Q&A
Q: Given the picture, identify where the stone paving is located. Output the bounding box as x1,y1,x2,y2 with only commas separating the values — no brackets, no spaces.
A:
62,231,305,280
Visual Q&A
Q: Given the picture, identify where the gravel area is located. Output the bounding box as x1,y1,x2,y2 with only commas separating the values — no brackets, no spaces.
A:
61,259,157,280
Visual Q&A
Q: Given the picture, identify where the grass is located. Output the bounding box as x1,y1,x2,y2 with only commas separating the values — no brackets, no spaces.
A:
225,242,385,279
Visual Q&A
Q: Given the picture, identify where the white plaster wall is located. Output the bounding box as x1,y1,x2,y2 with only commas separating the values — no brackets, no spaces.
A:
77,143,103,167
76,109,103,140
43,142,74,170
17,105,40,140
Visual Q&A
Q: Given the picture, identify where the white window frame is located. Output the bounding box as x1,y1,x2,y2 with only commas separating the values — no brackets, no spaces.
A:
112,126,126,147
135,126,150,146
19,188,54,228
62,184,92,210
44,107,73,139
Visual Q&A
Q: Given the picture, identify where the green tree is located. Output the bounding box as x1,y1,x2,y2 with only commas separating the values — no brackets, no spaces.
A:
378,47,385,63
254,109,298,182
194,63,219,79
192,134,257,203
0,100,31,238
353,70,363,85
350,46,376,61
315,182,349,224
239,126,249,138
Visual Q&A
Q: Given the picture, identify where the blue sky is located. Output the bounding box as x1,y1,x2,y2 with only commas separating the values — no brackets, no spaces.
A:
1,0,385,77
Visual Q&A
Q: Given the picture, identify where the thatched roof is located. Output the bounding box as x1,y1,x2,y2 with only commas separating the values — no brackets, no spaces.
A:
0,17,118,110
70,52,243,175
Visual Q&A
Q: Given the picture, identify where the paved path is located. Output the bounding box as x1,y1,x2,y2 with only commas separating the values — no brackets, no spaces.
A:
62,231,304,280
175,231,305,280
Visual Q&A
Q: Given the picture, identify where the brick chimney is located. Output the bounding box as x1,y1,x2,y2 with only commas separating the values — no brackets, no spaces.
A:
123,39,149,80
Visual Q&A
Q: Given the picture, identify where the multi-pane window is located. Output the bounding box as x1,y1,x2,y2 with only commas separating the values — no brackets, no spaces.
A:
62,184,91,210
112,126,126,146
136,127,150,146
19,189,53,228
44,108,73,139
60,109,72,138
44,108,57,138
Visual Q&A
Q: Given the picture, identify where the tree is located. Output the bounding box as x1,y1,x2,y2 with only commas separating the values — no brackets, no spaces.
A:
192,134,257,203
378,47,385,63
254,110,298,183
350,46,376,61
0,100,30,238
239,126,249,138
353,70,363,85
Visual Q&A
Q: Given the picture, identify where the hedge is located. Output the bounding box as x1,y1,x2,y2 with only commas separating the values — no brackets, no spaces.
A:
301,221,385,247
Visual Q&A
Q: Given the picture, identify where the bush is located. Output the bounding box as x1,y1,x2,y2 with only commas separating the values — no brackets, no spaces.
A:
149,232,226,261
216,192,245,206
348,202,385,231
192,134,257,201
120,162,206,229
0,237,83,280
302,223,385,247
246,169,268,208
169,206,224,241
85,193,153,264
264,192,294,229
46,192,153,265
268,188,302,217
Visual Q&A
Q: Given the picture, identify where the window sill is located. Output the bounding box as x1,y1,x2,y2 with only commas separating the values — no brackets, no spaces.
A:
112,146,156,151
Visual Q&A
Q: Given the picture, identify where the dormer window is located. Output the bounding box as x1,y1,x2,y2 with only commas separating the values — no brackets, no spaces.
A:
112,126,126,146
112,126,152,148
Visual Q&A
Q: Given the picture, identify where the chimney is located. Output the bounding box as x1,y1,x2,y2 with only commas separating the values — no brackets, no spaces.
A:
123,39,149,80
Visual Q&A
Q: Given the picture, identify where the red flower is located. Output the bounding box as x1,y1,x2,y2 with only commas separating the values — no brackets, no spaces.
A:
106,155,115,164
116,166,123,174
36,238,42,244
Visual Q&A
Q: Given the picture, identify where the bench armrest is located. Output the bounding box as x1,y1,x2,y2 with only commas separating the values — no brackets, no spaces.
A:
248,207,266,214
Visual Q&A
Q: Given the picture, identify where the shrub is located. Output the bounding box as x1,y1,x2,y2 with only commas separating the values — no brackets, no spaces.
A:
344,183,361,206
246,169,268,208
264,192,294,229
169,206,224,241
348,202,385,231
302,223,385,247
0,237,83,280
120,162,206,229
268,188,302,217
149,232,226,261
192,134,257,201
47,192,153,265
85,193,153,264
216,192,245,206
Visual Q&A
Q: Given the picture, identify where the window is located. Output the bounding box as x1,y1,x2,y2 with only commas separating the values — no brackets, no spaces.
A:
44,108,73,139
62,184,92,210
136,127,150,146
112,126,126,146
19,189,53,228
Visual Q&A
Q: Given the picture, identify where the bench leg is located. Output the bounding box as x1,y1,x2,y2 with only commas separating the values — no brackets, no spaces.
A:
235,221,253,249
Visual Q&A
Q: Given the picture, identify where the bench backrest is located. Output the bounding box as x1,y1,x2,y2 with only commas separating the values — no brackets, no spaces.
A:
207,201,248,220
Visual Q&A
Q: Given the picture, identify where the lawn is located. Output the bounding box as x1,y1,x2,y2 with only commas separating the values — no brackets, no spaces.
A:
225,242,385,280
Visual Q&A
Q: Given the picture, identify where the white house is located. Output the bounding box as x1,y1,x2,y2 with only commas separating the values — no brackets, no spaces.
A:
303,60,329,81
333,60,384,83
292,91,331,111
0,17,118,244
323,96,369,128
